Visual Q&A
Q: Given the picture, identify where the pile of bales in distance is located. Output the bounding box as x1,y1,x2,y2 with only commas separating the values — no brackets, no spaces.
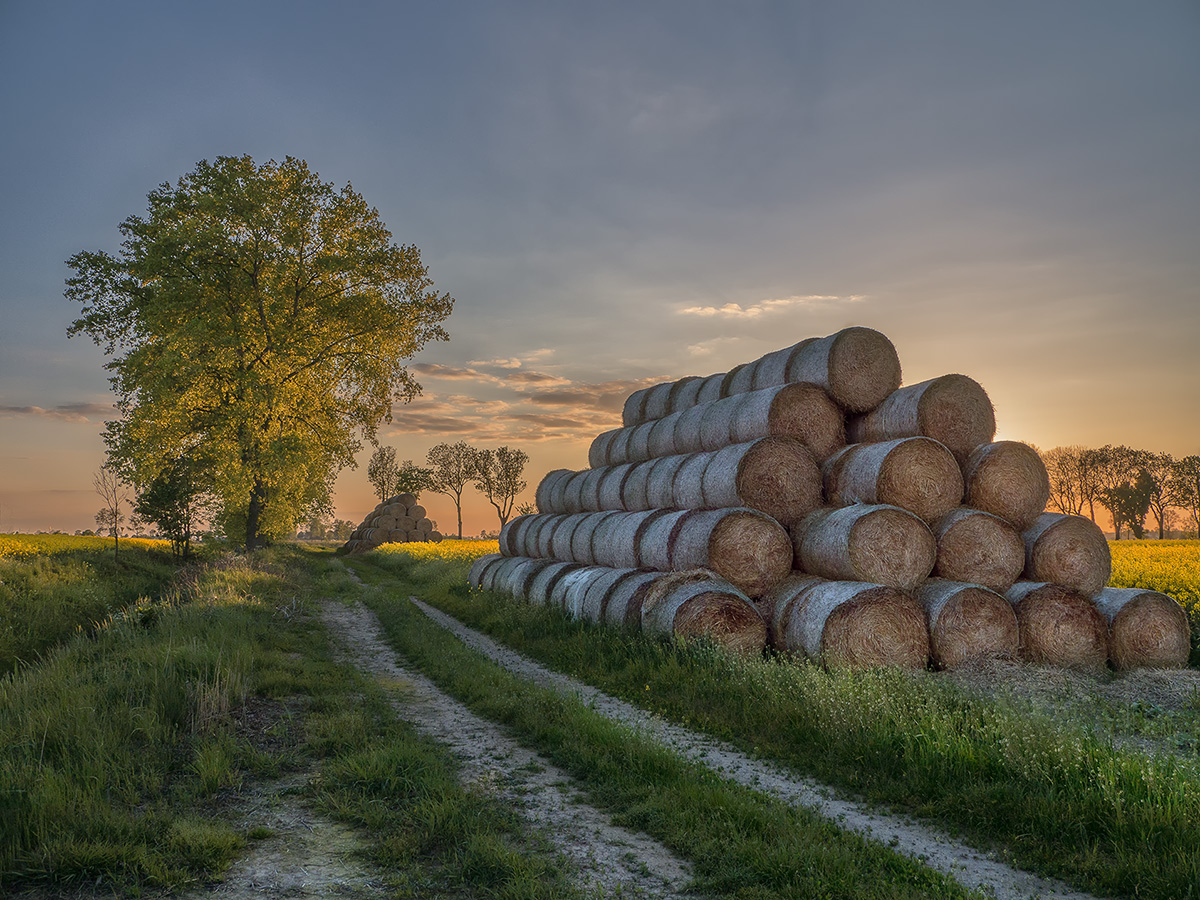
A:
340,492,443,554
469,326,1191,673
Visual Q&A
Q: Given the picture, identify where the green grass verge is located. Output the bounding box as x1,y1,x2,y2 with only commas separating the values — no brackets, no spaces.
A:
0,546,586,898
349,548,1200,900
342,552,983,900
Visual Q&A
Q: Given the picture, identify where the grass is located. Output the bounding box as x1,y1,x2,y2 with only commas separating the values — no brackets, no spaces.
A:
0,541,588,898
351,543,1200,900
0,534,178,675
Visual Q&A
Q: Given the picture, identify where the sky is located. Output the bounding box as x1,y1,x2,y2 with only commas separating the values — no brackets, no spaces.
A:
1,1,1198,537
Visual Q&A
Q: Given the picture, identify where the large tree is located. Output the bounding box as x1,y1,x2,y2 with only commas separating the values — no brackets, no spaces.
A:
67,156,453,549
473,446,529,529
1142,452,1177,540
1170,456,1200,536
426,441,478,539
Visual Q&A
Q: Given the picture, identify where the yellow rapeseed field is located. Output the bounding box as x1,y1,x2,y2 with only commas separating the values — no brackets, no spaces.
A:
371,538,499,565
1109,539,1200,625
0,533,170,559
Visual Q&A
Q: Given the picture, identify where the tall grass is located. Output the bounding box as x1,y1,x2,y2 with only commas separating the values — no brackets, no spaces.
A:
354,545,1200,900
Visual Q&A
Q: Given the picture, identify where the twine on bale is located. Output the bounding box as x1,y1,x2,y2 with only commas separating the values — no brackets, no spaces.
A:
846,374,995,463
824,437,964,523
1006,581,1109,671
917,580,1019,669
962,441,1051,531
932,507,1025,593
783,581,929,670
793,504,936,591
1023,513,1111,599
1092,587,1191,670
603,570,661,629
527,561,583,607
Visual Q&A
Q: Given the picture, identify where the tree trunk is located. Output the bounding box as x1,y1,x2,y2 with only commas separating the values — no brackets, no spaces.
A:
246,479,268,550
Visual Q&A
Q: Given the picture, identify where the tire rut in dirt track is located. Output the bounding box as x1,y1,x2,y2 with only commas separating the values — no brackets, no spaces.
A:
409,596,1108,900
321,597,694,899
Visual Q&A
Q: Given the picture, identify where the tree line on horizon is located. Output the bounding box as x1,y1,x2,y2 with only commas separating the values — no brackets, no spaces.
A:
1040,445,1200,540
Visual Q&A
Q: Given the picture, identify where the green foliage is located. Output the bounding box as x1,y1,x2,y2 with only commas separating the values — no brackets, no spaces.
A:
473,445,529,528
426,441,479,539
134,456,208,558
66,155,454,549
367,445,431,502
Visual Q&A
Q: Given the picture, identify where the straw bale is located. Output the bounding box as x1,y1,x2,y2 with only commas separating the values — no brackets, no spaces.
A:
623,422,655,464
962,441,1050,531
917,580,1019,669
847,374,995,463
639,568,718,623
387,529,408,542
637,509,693,571
580,469,607,511
467,553,503,589
622,387,651,428
589,430,619,469
695,373,725,405
593,509,663,568
604,570,661,629
757,574,824,652
415,518,433,533
698,400,737,451
530,514,568,558
752,342,811,390
429,532,443,543
407,505,426,519
536,469,572,513
480,555,520,592
527,561,583,607
725,359,761,396
783,580,929,670
579,566,641,624
570,512,617,565
620,460,655,511
824,437,964,523
648,415,681,459
598,463,634,510
642,382,677,422
1092,587,1190,670
700,437,823,528
783,327,901,413
643,577,767,657
560,471,590,514
1023,513,1111,598
550,514,585,561
645,455,690,509
720,364,749,398
794,504,936,590
394,492,418,508
670,508,793,598
666,376,703,415
1006,581,1109,671
672,453,711,510
555,567,602,615
395,515,416,532
374,515,398,532
933,507,1025,592
727,382,845,462
498,557,554,597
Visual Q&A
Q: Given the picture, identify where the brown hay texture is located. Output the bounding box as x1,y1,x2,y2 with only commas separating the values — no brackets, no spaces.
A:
1006,582,1109,671
642,576,767,657
1023,513,1112,599
794,504,936,591
932,507,1025,593
962,441,1051,531
917,580,1019,669
527,561,583,607
782,581,929,670
669,508,793,598
1092,587,1191,670
824,437,964,523
847,374,996,464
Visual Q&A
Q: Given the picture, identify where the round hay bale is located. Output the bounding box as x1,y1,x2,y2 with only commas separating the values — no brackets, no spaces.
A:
496,557,545,597
698,396,738,451
552,566,599,614
645,455,691,509
604,570,660,629
480,555,520,592
593,510,668,569
700,437,823,528
387,528,408,542
1092,587,1190,670
846,374,995,464
670,508,793,598
917,580,1019,669
589,430,619,469
394,492,418,508
784,327,901,413
794,504,936,591
536,469,572,513
1023,513,1111,598
407,505,426,520
963,441,1051,531
720,363,749,398
622,386,652,428
579,566,641,624
1006,581,1109,671
671,452,711,510
559,471,590,514
527,561,583,607
550,514,586,561
647,414,682,459
570,512,620,565
757,574,824,652
725,359,761,397
467,553,504,589
933,507,1025,593
643,577,766,657
620,461,655,511
415,518,433,533
727,382,845,462
598,463,635,510
752,342,810,390
374,515,398,532
429,531,443,543
559,566,609,620
641,382,677,422
528,514,567,558
637,509,693,571
625,422,657,465
824,437,964,523
694,372,725,405
639,568,718,623
668,376,705,415
783,580,929,670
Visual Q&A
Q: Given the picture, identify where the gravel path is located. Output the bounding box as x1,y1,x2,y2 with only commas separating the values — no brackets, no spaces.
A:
321,597,694,899
409,596,1108,900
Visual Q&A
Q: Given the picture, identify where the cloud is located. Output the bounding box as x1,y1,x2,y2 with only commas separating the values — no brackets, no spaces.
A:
0,403,115,423
678,294,865,319
467,348,556,369
518,378,657,414
505,371,572,387
412,363,502,384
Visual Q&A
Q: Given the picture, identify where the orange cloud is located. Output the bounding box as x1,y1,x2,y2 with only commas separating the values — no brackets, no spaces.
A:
0,403,115,423
678,294,865,318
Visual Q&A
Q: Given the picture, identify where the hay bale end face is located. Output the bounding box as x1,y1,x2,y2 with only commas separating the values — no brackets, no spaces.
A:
1092,587,1190,670
669,508,793,598
825,437,964,524
932,507,1025,593
962,441,1051,531
847,374,995,463
783,580,929,670
1023,513,1111,599
1006,581,1109,671
641,576,767,657
917,580,1019,669
785,327,901,412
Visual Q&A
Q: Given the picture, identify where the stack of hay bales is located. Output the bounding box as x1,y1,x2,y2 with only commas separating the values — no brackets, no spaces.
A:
473,326,1190,672
339,492,442,554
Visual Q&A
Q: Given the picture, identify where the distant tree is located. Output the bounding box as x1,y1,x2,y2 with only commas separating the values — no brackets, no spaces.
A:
1142,452,1177,540
1170,456,1200,536
395,459,433,498
66,155,454,550
331,519,355,541
93,465,129,560
134,456,207,559
1093,445,1149,539
473,446,529,529
514,501,538,517
367,446,400,502
1042,446,1087,516
426,441,479,539
1105,469,1153,539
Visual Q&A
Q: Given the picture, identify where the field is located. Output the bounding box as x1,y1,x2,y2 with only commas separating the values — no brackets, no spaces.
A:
1,534,1198,899
1110,539,1200,625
